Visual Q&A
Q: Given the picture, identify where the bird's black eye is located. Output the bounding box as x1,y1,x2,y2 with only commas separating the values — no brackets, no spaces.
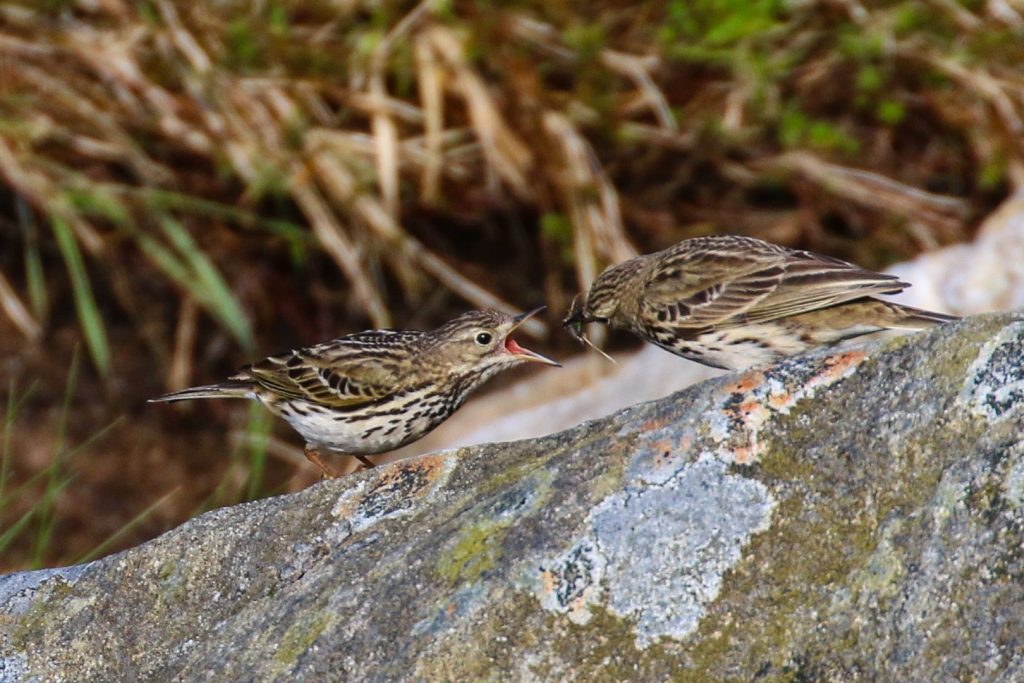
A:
475,332,493,346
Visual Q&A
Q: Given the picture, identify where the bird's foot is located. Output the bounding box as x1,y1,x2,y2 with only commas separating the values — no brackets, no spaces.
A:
303,445,344,479
354,454,377,469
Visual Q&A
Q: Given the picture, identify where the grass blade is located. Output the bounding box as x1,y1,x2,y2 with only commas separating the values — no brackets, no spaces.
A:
17,197,48,324
0,379,38,514
159,217,255,352
244,403,272,500
75,487,179,565
30,348,81,566
51,217,110,376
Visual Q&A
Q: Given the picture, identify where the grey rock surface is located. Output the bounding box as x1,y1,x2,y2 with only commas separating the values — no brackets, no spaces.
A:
2,314,1024,682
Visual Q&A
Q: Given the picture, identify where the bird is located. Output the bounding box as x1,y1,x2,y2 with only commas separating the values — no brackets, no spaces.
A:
563,235,958,371
150,307,559,478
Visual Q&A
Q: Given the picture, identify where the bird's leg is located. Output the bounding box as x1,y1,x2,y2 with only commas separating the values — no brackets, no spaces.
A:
303,444,344,479
354,454,377,469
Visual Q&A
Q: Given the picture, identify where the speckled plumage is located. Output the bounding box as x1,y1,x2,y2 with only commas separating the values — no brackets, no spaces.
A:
151,308,558,476
564,235,957,370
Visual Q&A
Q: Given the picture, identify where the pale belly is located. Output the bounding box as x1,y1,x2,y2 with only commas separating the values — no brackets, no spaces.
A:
258,393,457,455
652,320,885,370
653,324,810,371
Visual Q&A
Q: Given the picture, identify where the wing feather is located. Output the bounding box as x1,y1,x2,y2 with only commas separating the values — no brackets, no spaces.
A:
640,238,788,327
235,330,423,408
639,237,908,330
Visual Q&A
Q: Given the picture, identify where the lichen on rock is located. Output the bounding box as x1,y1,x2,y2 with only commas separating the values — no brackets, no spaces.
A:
2,314,1024,682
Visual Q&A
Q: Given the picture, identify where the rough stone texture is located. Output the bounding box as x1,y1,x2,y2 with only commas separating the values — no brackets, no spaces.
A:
3,314,1024,682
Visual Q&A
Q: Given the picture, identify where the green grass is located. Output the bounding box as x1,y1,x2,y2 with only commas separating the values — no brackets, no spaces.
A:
0,351,126,569
51,218,110,377
244,403,273,501
74,487,178,565
0,364,282,569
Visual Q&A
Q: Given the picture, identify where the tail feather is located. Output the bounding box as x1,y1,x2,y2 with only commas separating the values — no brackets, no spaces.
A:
148,380,253,403
884,302,960,330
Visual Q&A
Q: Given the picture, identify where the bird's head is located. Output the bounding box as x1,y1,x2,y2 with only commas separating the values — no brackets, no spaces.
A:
430,307,559,373
561,260,638,343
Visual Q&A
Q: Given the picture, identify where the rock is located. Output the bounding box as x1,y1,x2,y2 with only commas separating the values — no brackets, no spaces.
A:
3,313,1024,682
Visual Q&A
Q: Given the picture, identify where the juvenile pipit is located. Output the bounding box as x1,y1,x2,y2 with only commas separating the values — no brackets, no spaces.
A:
151,308,558,477
563,235,957,371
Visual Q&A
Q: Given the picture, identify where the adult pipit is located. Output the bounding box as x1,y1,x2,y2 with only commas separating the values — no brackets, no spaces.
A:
564,235,956,371
152,308,558,477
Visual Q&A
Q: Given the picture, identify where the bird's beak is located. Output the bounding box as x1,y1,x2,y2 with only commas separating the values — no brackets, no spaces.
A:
560,295,616,363
512,305,547,327
562,295,587,344
506,306,560,366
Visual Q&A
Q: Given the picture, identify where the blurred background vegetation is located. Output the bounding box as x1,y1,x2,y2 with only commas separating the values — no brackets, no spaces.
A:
1,0,1021,571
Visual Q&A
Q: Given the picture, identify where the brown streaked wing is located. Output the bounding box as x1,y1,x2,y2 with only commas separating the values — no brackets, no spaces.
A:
238,330,424,407
639,240,788,328
640,238,908,330
736,251,909,326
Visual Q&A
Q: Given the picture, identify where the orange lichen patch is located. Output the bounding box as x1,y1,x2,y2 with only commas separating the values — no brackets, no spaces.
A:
738,398,760,417
628,432,696,482
710,350,870,465
535,542,605,625
823,350,869,376
331,453,455,529
370,454,450,499
722,370,767,395
647,439,673,455
640,416,672,432
540,569,557,594
646,440,681,474
731,446,757,465
767,388,794,410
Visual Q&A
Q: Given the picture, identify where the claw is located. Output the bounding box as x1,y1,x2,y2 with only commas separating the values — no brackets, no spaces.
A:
303,444,344,479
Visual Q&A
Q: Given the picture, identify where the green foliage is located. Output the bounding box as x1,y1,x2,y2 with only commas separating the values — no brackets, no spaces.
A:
875,99,906,125
51,218,111,377
778,108,859,155
75,490,174,565
541,212,574,262
65,187,131,226
29,350,80,565
226,19,262,70
978,154,1007,191
838,25,886,62
0,355,117,568
18,200,49,324
658,0,785,57
856,65,885,94
244,403,273,501
268,3,290,37
135,216,255,352
563,22,607,63
892,3,930,34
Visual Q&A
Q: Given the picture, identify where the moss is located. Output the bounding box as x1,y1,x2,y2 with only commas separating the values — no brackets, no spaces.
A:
436,467,559,586
434,423,626,589
416,591,686,681
587,453,628,503
13,577,74,645
438,518,507,585
546,607,670,681
156,560,176,581
681,325,990,677
274,611,333,666
756,435,816,482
